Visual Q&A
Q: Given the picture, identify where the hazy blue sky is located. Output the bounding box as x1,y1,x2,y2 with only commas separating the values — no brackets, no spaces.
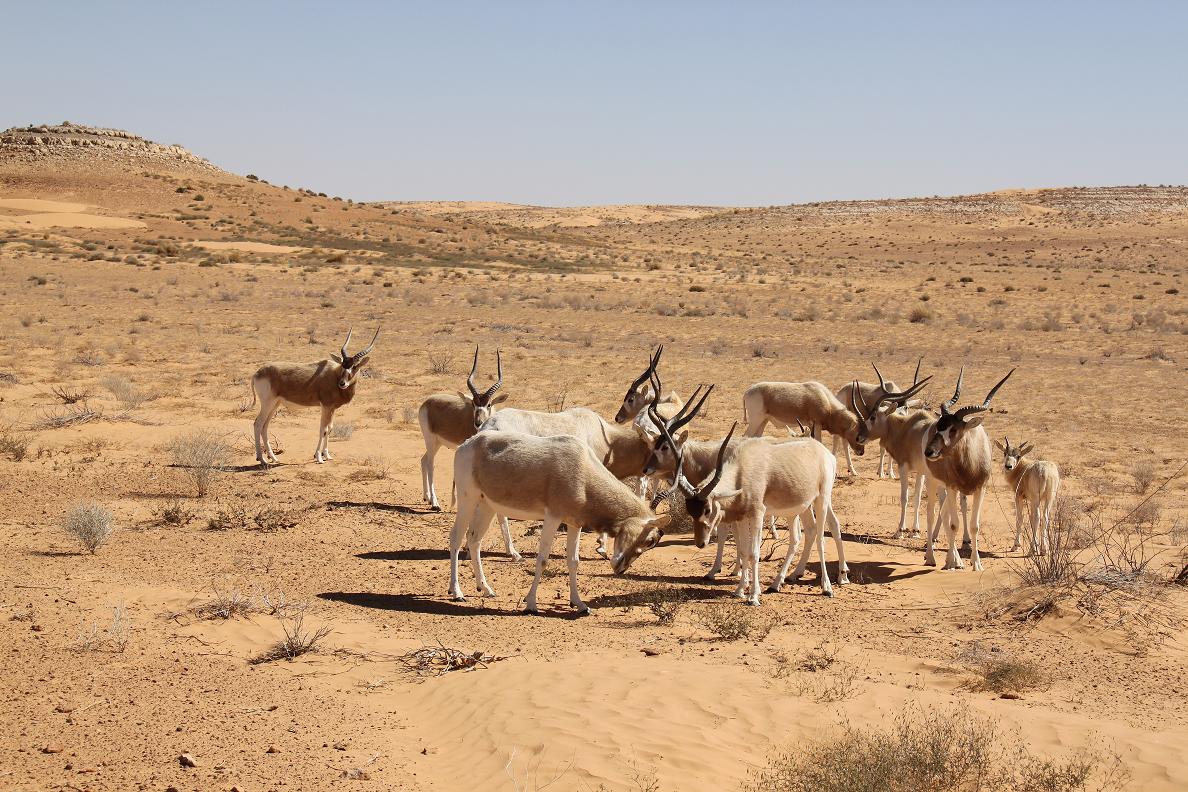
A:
4,2,1186,205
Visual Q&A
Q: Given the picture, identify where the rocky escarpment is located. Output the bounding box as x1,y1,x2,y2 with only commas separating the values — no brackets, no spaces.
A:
0,122,222,173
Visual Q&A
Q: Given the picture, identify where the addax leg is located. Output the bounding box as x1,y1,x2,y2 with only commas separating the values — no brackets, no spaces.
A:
525,516,560,613
566,523,589,613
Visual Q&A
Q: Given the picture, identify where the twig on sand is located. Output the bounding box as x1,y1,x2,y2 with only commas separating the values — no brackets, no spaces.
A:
395,639,512,678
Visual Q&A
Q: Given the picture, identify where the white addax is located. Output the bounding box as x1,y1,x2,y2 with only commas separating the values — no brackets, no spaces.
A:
448,431,670,614
922,367,1015,571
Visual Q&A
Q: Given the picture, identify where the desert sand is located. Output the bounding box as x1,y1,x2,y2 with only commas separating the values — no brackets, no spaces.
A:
1,124,1186,791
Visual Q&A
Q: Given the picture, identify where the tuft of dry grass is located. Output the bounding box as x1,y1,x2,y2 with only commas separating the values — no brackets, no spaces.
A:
102,375,151,411
206,503,250,531
167,429,232,497
250,613,332,664
64,501,114,553
958,643,1052,695
75,604,129,652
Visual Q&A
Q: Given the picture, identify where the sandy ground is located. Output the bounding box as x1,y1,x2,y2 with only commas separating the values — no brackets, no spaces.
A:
1,156,1187,791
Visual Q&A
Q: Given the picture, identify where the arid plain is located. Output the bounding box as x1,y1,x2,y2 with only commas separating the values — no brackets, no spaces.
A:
1,124,1186,791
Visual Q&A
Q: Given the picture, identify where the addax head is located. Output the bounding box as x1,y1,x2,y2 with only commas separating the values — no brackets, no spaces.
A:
924,367,1014,460
641,375,713,476
335,327,379,389
853,360,931,447
615,345,663,423
465,347,508,429
995,436,1033,471
610,513,671,575
672,422,741,549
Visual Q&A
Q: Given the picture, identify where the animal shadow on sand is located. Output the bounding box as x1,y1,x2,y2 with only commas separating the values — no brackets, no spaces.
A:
317,591,592,620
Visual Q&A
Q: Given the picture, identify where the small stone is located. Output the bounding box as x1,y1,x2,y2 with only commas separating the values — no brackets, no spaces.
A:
1000,692,1022,700
41,745,63,754
342,768,370,780
179,753,198,767
640,648,661,657
332,741,348,751
265,746,279,754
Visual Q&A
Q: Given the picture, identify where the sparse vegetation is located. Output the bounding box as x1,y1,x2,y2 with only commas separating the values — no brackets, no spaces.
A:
744,707,1127,792
428,350,454,374
75,604,130,653
151,498,197,527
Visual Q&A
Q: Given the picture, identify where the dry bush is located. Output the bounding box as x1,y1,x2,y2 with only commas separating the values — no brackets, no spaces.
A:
401,406,418,424
428,350,454,374
0,424,33,461
167,429,232,497
206,503,250,531
1130,461,1156,494
151,498,196,527
252,506,301,532
331,421,354,440
958,643,1051,694
63,501,114,553
250,613,332,664
102,375,151,411
744,706,1127,792
693,601,778,641
798,642,838,672
38,403,101,429
636,583,690,625
51,384,92,404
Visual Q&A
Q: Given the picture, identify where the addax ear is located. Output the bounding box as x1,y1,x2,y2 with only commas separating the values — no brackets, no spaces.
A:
456,391,471,402
647,514,673,531
714,488,744,503
1019,442,1033,456
634,422,653,441
330,354,343,364
961,415,984,429
490,392,510,405
354,356,370,369
994,440,1006,453
677,429,689,445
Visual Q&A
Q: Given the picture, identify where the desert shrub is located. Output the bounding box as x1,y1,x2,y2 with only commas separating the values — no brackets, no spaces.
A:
151,498,196,527
206,503,250,531
167,429,232,497
1015,495,1081,590
977,656,1051,695
428,350,454,374
637,584,690,625
250,613,332,664
64,501,114,553
252,506,300,532
908,306,933,324
1130,461,1155,494
693,601,777,641
331,421,354,440
0,424,32,461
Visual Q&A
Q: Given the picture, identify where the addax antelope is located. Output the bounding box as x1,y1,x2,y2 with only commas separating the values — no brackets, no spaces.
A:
997,437,1060,555
448,431,670,614
743,379,866,464
418,348,508,510
418,348,520,560
250,327,378,466
923,367,1015,571
615,345,684,427
659,422,846,604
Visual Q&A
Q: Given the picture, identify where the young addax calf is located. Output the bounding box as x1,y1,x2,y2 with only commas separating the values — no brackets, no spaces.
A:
997,437,1061,555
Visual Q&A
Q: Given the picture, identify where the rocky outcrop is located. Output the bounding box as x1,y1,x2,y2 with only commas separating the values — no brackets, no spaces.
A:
0,122,222,173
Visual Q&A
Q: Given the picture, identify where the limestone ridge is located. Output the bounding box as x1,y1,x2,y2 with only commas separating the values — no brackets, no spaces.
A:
0,122,223,173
